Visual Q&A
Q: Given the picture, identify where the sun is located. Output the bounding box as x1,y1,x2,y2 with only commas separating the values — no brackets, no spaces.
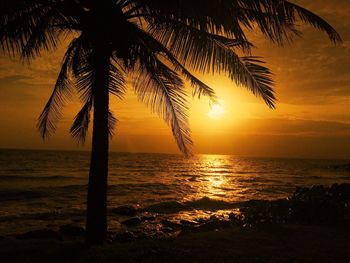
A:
208,100,225,119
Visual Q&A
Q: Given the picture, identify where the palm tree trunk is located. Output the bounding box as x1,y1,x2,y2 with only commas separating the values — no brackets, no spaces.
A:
86,48,110,245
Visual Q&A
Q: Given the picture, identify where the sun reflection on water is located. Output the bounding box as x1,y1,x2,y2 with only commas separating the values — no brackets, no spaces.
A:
183,154,243,202
200,155,229,198
173,154,245,222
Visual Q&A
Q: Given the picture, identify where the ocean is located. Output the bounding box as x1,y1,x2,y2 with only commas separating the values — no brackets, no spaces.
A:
0,149,350,235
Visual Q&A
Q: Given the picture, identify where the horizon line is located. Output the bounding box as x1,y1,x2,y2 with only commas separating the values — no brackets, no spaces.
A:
0,147,349,161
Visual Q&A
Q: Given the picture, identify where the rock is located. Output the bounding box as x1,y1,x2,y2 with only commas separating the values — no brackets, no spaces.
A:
229,213,242,224
209,215,224,221
141,215,156,221
161,227,174,233
121,217,142,226
161,219,183,230
59,224,85,236
107,231,116,239
16,229,62,240
144,201,187,214
112,204,140,216
185,197,236,210
195,217,209,223
180,220,198,227
191,220,232,233
114,231,136,242
131,230,148,239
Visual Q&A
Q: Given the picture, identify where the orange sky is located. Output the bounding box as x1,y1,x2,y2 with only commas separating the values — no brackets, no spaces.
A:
0,0,350,159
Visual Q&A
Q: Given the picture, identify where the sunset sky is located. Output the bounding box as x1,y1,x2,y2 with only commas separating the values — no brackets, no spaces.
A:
0,0,349,159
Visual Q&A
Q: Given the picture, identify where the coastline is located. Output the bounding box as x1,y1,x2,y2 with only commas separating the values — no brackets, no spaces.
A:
0,184,349,262
1,183,350,237
1,224,349,263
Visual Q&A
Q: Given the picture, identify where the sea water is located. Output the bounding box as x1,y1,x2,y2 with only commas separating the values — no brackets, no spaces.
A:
0,149,349,234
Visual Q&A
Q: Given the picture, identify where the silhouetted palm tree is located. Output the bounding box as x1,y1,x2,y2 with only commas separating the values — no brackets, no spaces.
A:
1,0,341,244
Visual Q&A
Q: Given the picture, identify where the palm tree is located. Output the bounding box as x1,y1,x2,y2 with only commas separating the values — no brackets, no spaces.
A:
1,0,341,244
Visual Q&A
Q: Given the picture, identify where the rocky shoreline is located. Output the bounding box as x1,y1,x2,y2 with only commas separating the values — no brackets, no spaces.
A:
4,183,349,244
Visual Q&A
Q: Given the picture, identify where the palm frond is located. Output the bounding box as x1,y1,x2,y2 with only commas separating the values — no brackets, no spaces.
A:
236,57,275,108
0,0,77,59
0,1,49,56
129,25,217,100
282,2,342,44
71,41,96,103
70,99,92,143
37,37,80,138
108,110,118,137
70,84,118,142
20,10,62,59
133,56,192,156
140,19,276,108
109,60,127,99
135,0,341,45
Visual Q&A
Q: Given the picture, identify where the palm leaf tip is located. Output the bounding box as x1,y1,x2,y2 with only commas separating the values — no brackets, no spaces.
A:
108,110,118,138
70,100,92,143
134,59,193,157
233,56,276,109
37,38,80,139
285,2,342,44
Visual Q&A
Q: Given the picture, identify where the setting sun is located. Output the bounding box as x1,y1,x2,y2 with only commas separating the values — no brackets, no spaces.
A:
208,101,225,119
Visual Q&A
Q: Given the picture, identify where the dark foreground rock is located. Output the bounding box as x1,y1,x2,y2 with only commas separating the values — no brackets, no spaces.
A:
121,217,142,226
144,201,187,214
179,220,198,227
3,224,350,263
112,204,141,216
186,219,232,233
161,219,183,230
240,183,350,226
141,215,156,221
114,231,136,242
16,229,62,240
59,224,85,236
184,196,238,210
143,197,238,214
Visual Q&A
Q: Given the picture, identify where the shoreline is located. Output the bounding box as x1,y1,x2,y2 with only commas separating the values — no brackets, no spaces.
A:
1,224,349,263
2,183,349,238
0,183,349,262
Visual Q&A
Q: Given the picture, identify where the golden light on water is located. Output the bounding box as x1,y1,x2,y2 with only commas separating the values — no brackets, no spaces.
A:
196,155,232,199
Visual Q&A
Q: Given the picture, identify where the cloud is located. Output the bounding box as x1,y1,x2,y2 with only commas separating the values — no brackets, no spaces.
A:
0,75,32,84
243,118,350,137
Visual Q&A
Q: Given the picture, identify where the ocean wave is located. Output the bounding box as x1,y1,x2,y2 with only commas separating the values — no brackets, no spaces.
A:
234,171,271,175
0,182,180,203
0,209,85,222
0,189,49,202
109,183,173,191
0,175,78,181
201,169,232,174
143,197,238,214
3,168,35,172
0,184,88,202
328,163,350,172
